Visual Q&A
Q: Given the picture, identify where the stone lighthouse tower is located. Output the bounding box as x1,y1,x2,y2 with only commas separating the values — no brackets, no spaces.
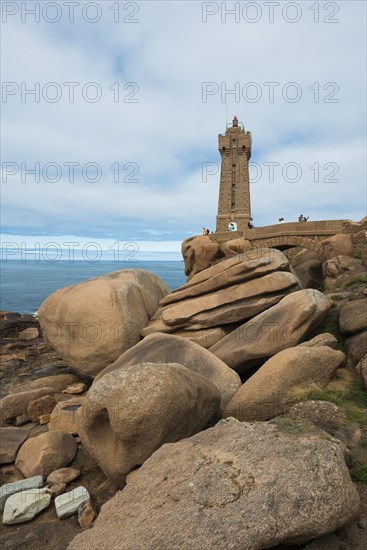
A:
215,116,252,234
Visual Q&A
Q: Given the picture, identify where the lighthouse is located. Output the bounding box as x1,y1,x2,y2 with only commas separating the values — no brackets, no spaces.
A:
215,116,252,234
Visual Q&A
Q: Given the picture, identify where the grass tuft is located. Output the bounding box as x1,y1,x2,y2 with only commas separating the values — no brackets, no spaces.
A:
291,375,367,426
350,466,367,483
342,276,367,288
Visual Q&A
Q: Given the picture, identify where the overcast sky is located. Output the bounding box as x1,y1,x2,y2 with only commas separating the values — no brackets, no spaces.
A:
1,0,366,258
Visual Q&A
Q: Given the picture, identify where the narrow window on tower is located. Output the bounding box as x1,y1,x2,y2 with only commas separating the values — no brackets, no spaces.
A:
232,139,236,148
231,164,236,210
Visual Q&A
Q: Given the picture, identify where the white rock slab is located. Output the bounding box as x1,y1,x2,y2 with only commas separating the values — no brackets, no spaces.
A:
2,488,51,524
0,475,43,511
55,486,90,519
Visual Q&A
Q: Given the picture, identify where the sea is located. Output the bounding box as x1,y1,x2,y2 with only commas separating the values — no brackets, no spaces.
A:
0,260,186,314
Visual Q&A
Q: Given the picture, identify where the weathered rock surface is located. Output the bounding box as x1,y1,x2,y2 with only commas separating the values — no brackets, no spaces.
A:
355,354,367,390
0,427,29,464
0,387,55,425
78,498,97,529
27,394,56,423
3,488,51,524
39,414,51,425
38,269,170,377
334,422,362,448
171,326,229,349
291,248,321,268
219,237,252,259
294,259,323,289
55,486,90,519
345,331,367,369
144,250,300,338
47,467,80,485
323,255,366,291
288,400,347,434
338,298,367,335
210,289,332,372
0,475,43,511
145,271,300,334
77,362,221,486
161,248,291,306
48,398,83,434
17,374,80,393
224,346,344,421
67,420,360,550
299,333,338,349
63,383,87,395
320,233,354,260
19,327,39,340
15,430,77,478
181,235,222,280
95,333,241,408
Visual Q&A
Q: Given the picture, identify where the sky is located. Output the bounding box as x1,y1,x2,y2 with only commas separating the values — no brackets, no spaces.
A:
1,0,366,259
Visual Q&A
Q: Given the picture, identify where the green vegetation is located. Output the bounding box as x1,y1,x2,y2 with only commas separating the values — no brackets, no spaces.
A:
352,251,363,260
342,275,367,288
292,374,367,426
350,466,367,483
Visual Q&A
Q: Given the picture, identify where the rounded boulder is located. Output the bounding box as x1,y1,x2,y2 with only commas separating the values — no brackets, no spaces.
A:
76,362,221,486
38,269,170,376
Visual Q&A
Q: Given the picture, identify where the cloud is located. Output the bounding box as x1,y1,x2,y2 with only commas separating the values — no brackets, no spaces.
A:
1,0,366,247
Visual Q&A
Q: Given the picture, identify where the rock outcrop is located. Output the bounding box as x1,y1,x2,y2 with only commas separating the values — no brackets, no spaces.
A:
355,354,367,390
209,289,332,372
288,400,348,434
299,333,338,349
338,298,367,336
320,233,354,260
345,331,367,370
94,333,241,408
294,259,323,289
219,237,252,260
322,255,366,291
67,420,360,550
181,235,223,280
223,346,344,421
290,249,322,268
143,249,301,345
1,241,365,548
76,362,221,486
38,269,170,377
